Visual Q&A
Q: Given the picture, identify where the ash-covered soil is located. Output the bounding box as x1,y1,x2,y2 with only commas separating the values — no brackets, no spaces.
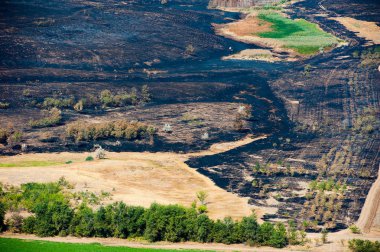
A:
0,0,379,231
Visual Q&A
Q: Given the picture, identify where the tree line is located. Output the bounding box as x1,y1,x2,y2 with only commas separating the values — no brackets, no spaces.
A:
0,180,306,248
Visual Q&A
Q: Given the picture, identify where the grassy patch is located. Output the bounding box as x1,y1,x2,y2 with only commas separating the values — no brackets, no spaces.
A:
257,12,339,55
0,161,63,167
0,238,209,252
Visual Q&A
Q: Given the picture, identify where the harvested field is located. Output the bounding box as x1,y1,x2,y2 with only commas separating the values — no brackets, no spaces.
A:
0,135,267,220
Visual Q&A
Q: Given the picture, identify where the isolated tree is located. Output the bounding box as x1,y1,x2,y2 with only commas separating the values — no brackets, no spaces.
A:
196,191,208,205
141,85,151,103
321,228,328,244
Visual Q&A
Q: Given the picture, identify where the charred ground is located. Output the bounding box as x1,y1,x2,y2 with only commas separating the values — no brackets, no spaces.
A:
0,0,379,232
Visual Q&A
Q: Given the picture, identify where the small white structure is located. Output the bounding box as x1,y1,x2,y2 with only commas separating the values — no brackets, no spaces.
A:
162,123,173,133
201,132,209,140
94,144,106,159
21,144,28,152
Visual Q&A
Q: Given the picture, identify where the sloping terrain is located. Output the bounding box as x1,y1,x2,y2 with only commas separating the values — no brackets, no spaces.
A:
0,0,379,239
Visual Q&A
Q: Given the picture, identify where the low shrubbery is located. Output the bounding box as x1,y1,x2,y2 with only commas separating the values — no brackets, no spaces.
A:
0,180,296,248
0,102,10,109
348,239,380,252
66,120,156,142
309,179,347,192
0,127,23,146
349,225,361,234
34,86,152,111
29,108,62,128
353,108,379,135
41,97,75,109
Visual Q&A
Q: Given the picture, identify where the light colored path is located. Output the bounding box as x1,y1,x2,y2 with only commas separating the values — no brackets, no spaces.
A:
1,231,380,252
356,165,380,235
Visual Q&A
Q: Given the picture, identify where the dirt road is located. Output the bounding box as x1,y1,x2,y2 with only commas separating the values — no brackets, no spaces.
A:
356,165,380,234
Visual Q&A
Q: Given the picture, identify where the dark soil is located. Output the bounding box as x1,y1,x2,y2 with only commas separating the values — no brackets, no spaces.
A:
0,0,379,230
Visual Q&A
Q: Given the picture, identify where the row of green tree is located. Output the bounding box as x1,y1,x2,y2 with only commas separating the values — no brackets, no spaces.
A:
0,181,303,248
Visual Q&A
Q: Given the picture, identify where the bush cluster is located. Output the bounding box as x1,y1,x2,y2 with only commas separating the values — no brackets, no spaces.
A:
41,97,75,109
0,127,23,146
0,102,10,109
353,108,379,135
348,239,380,252
66,120,155,142
29,108,62,128
0,181,291,248
309,179,346,192
35,85,151,111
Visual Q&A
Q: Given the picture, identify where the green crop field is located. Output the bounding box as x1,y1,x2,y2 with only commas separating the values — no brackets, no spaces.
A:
0,238,211,252
0,161,63,167
257,12,340,55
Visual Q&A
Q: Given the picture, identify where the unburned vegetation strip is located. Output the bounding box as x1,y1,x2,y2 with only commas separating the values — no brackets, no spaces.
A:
0,238,210,252
257,12,340,54
0,179,303,248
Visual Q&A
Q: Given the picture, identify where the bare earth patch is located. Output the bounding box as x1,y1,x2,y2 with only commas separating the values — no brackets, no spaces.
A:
223,49,284,62
332,17,380,45
0,135,267,220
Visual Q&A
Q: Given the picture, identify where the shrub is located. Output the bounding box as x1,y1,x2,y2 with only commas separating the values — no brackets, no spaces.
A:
85,156,94,161
349,225,361,234
0,102,10,109
321,229,328,244
348,239,380,252
196,191,208,205
141,85,151,103
41,97,74,109
22,216,36,234
6,213,23,233
29,108,62,128
6,131,23,145
66,120,152,142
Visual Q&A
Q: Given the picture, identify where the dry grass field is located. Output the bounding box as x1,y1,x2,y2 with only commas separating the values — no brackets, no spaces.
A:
0,135,267,220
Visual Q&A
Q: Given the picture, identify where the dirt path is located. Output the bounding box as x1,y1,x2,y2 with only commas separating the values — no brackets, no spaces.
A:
2,230,380,252
0,135,267,220
356,165,380,234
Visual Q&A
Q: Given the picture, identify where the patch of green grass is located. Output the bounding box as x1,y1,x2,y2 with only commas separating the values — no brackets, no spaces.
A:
0,160,62,167
257,12,339,55
0,238,211,252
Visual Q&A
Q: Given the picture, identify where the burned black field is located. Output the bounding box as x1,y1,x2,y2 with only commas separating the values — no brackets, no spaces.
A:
0,0,379,232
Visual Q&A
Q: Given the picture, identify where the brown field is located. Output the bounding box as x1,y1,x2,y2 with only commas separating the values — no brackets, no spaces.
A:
332,17,380,45
0,135,267,220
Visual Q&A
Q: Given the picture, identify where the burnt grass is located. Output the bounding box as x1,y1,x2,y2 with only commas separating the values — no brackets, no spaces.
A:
1,0,380,231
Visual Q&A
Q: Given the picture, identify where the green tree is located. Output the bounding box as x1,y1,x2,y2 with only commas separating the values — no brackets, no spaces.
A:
70,204,95,237
141,85,151,103
193,214,213,242
258,222,274,245
94,206,112,237
269,223,288,248
238,215,259,244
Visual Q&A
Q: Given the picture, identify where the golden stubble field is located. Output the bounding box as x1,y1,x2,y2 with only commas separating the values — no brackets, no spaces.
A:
0,135,268,220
